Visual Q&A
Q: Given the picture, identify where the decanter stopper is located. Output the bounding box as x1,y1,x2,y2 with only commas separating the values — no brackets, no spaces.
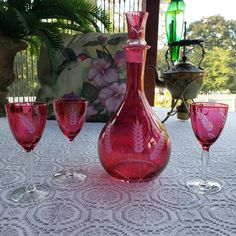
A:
125,11,148,45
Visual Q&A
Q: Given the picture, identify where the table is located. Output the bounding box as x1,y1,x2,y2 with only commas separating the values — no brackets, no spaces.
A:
0,108,235,236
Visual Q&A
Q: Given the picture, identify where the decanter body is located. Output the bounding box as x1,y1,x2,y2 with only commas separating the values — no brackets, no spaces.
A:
98,11,171,182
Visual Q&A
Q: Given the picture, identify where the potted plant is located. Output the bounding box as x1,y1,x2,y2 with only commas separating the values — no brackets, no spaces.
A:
0,0,110,115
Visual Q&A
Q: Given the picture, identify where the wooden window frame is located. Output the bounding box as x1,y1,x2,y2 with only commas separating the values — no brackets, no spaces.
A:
143,0,161,105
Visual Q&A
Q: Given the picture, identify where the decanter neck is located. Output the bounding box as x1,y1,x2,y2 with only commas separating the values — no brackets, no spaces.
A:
124,45,149,95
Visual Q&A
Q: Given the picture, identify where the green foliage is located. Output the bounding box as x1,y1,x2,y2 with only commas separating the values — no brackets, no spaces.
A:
161,0,171,3
157,15,236,93
201,47,236,93
154,89,172,108
81,82,99,103
0,0,111,56
157,46,169,73
186,15,236,93
108,36,127,45
9,78,40,97
187,15,236,53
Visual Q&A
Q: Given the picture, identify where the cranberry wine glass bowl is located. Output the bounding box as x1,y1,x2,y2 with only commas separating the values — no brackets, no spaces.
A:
186,102,228,194
5,102,50,203
53,98,88,183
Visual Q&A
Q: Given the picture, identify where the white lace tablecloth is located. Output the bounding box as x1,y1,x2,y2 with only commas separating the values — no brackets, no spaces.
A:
0,108,235,236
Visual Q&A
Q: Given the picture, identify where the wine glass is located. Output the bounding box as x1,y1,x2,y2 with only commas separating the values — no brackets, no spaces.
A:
53,98,88,183
186,102,228,194
5,102,51,203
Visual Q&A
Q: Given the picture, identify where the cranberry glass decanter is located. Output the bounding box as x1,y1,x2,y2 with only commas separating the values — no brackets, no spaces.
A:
98,11,171,182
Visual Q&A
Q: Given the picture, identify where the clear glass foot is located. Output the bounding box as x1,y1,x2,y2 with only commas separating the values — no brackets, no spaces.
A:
186,178,222,194
54,169,87,183
9,183,51,203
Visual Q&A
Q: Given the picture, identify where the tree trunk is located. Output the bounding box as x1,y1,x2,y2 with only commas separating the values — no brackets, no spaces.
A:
0,35,27,116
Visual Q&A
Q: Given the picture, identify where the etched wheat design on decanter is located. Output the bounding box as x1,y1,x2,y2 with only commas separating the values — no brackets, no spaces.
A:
131,120,145,153
150,133,166,161
104,123,112,153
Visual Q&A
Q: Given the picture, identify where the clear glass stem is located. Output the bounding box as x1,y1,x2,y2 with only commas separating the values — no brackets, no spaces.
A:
25,151,35,192
201,149,209,183
67,140,75,176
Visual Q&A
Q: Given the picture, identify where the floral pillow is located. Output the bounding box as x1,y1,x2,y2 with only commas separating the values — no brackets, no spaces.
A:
37,32,127,122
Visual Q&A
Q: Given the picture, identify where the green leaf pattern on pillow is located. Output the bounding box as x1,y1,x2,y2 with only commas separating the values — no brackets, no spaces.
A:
37,32,127,121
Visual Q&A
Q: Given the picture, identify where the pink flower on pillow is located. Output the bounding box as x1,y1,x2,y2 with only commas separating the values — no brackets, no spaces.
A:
88,58,118,87
99,82,126,113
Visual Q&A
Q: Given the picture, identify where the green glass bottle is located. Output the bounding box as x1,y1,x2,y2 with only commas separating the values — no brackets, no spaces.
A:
165,0,185,62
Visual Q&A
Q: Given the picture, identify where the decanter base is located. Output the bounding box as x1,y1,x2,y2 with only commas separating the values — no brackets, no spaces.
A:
104,159,161,183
